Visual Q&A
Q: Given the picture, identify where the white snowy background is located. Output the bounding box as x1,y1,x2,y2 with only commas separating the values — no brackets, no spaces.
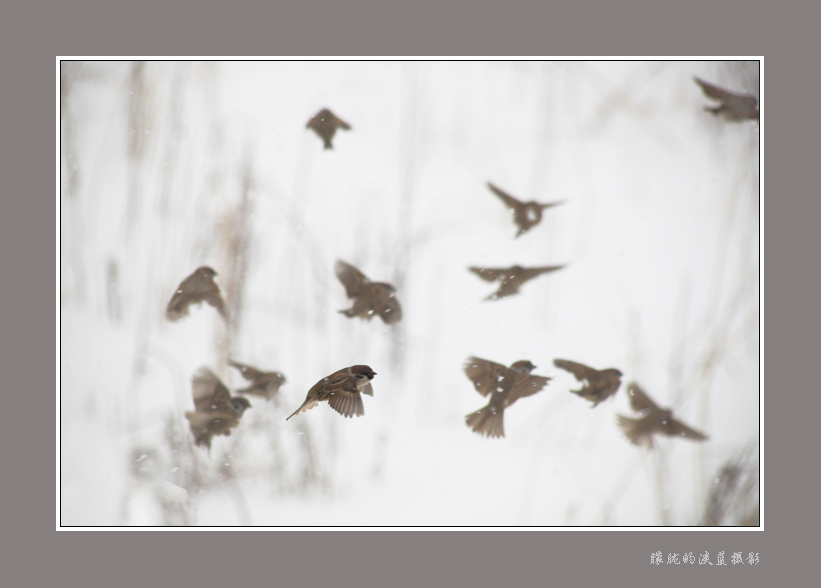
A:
59,60,760,527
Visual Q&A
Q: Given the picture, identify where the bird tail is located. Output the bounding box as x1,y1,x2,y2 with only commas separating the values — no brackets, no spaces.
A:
465,404,505,438
616,414,653,448
286,399,319,421
338,308,355,318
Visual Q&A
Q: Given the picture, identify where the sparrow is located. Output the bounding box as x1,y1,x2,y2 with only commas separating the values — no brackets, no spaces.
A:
488,182,564,238
185,367,251,450
463,357,551,438
617,382,708,448
286,365,377,420
166,266,228,322
553,358,622,407
228,360,286,400
693,77,759,122
468,264,565,301
306,108,352,149
335,260,402,324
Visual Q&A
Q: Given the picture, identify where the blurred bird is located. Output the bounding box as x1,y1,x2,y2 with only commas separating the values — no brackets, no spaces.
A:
286,365,377,420
488,182,564,238
228,360,286,401
166,266,228,322
306,107,351,149
553,358,622,407
468,264,565,301
617,382,708,448
185,367,251,450
464,357,551,438
335,260,402,324
694,77,759,122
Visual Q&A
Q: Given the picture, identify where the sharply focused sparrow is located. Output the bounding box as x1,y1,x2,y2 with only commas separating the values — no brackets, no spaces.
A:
553,358,623,407
166,266,228,322
286,365,377,420
468,264,565,301
185,367,251,449
617,382,708,448
228,360,286,401
306,108,352,149
694,77,759,122
335,260,402,324
488,182,564,238
463,357,551,438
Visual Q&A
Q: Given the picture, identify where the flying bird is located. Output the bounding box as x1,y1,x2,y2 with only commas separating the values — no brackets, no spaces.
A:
553,358,622,407
228,360,286,401
694,77,759,122
335,260,402,324
286,365,377,421
463,357,551,438
468,264,565,301
488,182,564,238
617,382,708,448
185,367,251,450
306,108,352,149
166,266,228,322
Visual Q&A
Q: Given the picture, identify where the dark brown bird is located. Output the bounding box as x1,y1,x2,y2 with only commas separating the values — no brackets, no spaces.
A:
464,357,551,438
694,77,759,122
488,182,564,238
469,264,565,301
335,260,402,324
617,382,708,448
306,108,351,149
228,360,286,401
166,266,228,322
185,367,251,450
553,358,622,407
286,365,376,421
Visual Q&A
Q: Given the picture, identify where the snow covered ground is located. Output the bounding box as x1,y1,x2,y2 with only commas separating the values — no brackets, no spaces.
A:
59,60,760,527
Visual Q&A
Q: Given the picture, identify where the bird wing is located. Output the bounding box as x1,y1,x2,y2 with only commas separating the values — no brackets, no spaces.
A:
166,273,199,320
228,360,265,383
505,374,551,406
191,367,233,413
326,388,365,418
625,382,660,413
373,284,402,324
464,357,509,397
665,417,708,442
468,266,506,282
694,77,755,103
487,182,523,211
331,113,352,130
519,265,566,282
553,358,598,382
335,260,370,298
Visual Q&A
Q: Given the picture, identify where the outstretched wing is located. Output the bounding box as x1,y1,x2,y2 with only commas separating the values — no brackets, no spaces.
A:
191,367,233,413
331,112,352,130
519,265,566,282
228,360,265,383
468,267,506,282
487,182,523,211
694,77,748,102
665,417,708,442
625,382,660,413
506,374,551,406
335,260,370,298
553,358,598,382
464,356,509,397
